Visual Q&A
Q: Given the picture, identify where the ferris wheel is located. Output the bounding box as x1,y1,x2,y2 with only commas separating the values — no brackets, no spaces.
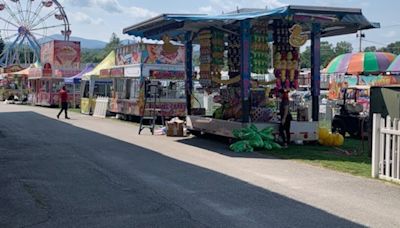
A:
0,0,70,67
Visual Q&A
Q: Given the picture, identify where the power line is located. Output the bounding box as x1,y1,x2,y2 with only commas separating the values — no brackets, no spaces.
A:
362,39,388,46
380,24,400,29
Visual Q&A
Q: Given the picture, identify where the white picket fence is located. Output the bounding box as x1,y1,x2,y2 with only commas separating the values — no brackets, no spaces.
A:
93,96,109,118
372,114,400,183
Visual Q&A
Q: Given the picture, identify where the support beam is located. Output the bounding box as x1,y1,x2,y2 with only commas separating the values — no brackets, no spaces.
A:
185,32,193,115
311,23,321,121
143,22,184,37
240,20,251,123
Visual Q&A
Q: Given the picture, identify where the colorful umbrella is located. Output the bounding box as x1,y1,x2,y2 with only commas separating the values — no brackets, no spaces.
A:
325,52,395,75
386,55,400,73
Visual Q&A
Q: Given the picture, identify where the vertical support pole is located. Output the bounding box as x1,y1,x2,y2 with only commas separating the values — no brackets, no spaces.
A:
397,120,400,180
372,113,381,178
311,23,321,121
185,32,193,115
240,19,251,123
379,117,385,175
385,116,391,177
392,118,398,179
73,83,76,109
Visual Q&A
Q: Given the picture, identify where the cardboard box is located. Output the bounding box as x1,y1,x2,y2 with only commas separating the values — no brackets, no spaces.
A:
166,119,184,137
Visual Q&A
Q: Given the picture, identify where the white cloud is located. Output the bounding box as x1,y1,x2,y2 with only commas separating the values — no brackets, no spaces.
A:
314,0,371,8
126,6,158,18
64,0,157,17
71,12,104,25
199,6,213,14
360,1,371,7
94,0,123,13
383,30,396,38
198,0,286,15
62,0,91,7
64,0,122,13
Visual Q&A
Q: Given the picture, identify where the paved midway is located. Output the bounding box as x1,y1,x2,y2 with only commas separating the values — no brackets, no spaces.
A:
1,104,400,227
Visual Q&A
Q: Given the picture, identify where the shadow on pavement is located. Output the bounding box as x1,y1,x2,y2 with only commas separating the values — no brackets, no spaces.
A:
176,135,280,159
0,111,363,227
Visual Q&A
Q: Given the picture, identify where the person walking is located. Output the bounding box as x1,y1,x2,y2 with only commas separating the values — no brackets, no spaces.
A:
279,89,292,148
57,85,70,119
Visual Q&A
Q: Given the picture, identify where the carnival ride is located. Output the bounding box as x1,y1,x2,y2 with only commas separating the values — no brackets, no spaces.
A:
0,0,70,67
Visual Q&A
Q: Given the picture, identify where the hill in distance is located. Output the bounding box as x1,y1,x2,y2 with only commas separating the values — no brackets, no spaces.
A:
39,34,107,49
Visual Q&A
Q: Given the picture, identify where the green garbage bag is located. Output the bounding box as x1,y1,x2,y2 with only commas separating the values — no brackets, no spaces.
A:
229,141,254,153
249,134,264,148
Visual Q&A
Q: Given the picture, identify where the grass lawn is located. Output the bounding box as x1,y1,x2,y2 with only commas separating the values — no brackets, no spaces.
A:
262,138,372,178
69,108,81,113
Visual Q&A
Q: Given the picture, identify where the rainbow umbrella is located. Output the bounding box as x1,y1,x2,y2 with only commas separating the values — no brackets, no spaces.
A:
386,55,400,73
325,52,395,75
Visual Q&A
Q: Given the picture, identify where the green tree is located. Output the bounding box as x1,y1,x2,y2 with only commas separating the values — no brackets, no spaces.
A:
379,41,400,55
335,41,353,55
320,41,336,67
364,46,377,52
300,46,311,69
104,32,121,56
81,48,104,64
300,41,337,68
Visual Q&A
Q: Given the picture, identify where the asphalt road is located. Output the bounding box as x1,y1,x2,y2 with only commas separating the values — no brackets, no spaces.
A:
1,104,400,227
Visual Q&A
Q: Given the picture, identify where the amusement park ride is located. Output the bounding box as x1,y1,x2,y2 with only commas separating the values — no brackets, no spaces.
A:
0,0,70,67
0,0,81,105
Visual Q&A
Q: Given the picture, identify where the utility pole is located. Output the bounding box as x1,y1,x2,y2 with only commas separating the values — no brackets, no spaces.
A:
356,30,365,52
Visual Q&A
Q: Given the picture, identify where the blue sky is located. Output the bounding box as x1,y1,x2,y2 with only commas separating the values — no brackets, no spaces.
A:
59,0,399,50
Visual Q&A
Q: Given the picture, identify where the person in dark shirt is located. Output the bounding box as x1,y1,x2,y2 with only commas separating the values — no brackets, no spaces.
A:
279,89,292,148
57,85,70,119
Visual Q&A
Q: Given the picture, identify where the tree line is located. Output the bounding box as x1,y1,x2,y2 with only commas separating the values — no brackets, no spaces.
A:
300,41,400,69
81,33,120,64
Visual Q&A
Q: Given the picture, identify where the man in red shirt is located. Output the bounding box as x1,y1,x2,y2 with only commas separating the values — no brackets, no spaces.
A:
57,85,70,119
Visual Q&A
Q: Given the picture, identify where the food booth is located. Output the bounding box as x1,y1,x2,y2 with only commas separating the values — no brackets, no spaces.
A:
80,51,114,114
0,65,29,101
107,41,186,118
123,5,379,140
64,64,95,108
28,40,81,107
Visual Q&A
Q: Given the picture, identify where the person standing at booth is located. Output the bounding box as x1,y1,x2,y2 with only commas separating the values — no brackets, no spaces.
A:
279,89,292,148
57,85,70,119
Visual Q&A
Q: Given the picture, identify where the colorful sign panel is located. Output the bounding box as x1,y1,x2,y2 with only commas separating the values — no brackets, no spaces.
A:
40,40,81,70
328,75,400,99
109,99,186,117
54,41,80,69
149,70,185,80
40,41,54,68
110,68,124,77
115,43,185,66
100,69,111,77
54,69,82,77
116,44,141,65
142,64,185,77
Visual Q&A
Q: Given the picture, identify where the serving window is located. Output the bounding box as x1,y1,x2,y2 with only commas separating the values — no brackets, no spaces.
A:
129,79,141,99
113,78,125,99
158,80,185,100
94,82,111,98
